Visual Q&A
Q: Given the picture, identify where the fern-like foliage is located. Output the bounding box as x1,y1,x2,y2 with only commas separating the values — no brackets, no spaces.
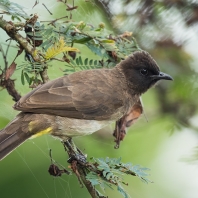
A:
0,0,141,87
0,0,29,20
64,56,116,74
85,157,152,198
28,20,140,66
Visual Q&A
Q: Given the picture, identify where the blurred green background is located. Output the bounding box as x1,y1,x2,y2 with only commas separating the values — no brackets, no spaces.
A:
1,0,198,198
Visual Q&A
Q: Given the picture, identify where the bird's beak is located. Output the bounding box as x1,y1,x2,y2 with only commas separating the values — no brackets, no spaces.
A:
151,72,173,81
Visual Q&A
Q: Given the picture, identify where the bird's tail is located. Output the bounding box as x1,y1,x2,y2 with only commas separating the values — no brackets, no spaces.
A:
0,113,32,160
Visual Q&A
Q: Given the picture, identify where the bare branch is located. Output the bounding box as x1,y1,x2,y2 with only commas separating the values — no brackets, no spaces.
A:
0,16,49,83
42,3,53,15
0,78,21,102
0,44,8,70
0,16,40,62
5,40,12,60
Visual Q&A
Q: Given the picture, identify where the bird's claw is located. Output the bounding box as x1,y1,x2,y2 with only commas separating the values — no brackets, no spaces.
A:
63,139,87,165
67,152,87,164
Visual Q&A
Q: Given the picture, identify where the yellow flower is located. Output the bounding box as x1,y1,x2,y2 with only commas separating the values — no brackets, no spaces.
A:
44,37,79,60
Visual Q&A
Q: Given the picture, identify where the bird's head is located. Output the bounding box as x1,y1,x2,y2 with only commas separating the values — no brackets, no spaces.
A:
118,50,173,95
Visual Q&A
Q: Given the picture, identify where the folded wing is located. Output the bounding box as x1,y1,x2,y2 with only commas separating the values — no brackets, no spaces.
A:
14,69,125,120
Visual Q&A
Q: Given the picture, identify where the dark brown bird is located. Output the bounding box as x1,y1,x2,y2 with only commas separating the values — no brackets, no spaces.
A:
0,51,173,160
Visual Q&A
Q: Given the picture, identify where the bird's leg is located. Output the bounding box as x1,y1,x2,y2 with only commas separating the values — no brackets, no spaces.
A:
62,138,87,164
62,139,85,187
113,117,127,149
113,101,143,149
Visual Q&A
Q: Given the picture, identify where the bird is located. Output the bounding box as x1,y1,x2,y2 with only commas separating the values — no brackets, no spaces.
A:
0,50,173,160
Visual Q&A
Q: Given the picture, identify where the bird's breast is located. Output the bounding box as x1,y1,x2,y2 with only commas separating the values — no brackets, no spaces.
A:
51,116,113,139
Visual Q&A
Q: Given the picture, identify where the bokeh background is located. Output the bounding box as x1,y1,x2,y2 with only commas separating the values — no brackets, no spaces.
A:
1,0,198,197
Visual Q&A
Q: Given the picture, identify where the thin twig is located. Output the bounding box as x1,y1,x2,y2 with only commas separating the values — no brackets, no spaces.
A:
5,40,12,59
40,16,69,25
51,57,68,62
42,3,53,15
0,42,21,101
0,44,8,70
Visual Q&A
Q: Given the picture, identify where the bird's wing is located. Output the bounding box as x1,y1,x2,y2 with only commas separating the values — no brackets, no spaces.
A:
14,69,125,120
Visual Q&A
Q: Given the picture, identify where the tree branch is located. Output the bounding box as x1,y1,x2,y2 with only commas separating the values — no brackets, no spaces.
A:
62,140,107,198
0,42,21,102
0,16,49,83
0,78,21,102
0,16,39,61
77,166,105,198
39,64,49,83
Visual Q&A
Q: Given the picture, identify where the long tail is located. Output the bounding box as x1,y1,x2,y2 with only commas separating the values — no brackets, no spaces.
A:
0,113,55,160
0,113,32,160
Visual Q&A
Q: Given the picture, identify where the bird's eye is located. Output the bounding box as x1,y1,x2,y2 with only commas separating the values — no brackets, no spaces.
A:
140,69,148,76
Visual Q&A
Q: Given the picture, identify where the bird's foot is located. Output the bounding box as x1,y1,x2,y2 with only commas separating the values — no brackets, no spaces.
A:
62,138,87,165
113,129,126,149
113,119,127,149
67,152,87,164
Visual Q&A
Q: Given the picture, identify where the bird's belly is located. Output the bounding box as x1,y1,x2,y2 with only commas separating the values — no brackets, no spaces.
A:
51,116,113,139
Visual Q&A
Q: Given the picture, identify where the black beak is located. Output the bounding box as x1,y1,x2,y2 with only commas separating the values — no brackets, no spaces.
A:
151,72,173,81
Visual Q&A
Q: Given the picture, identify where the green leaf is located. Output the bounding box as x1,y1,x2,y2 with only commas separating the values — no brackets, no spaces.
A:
103,43,117,51
95,189,107,198
94,60,98,66
79,66,86,70
73,37,92,44
84,30,101,37
24,72,30,84
41,28,54,39
105,157,110,163
69,59,76,65
0,0,29,19
100,39,115,43
84,58,88,65
99,181,113,191
76,57,79,66
86,43,107,58
115,157,122,165
117,185,130,198
106,172,113,180
89,179,100,186
26,32,43,37
29,76,33,86
11,15,21,21
40,39,51,49
97,158,110,171
86,173,100,186
78,56,83,65
89,59,93,65
103,171,107,178
21,70,25,85
63,68,76,74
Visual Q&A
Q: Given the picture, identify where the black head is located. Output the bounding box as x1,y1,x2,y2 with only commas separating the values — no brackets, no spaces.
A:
118,50,173,94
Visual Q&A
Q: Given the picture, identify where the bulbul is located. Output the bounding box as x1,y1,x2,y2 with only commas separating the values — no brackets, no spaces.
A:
0,51,173,160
